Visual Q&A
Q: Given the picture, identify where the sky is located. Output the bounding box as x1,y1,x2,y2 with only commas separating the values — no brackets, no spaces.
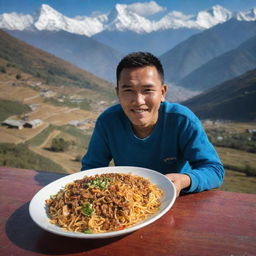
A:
0,0,255,17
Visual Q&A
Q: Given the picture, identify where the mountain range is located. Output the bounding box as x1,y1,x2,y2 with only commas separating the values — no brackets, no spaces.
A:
0,4,236,36
1,3,256,105
7,29,124,82
1,4,255,55
0,29,114,102
1,25,256,121
182,68,256,121
178,34,256,90
160,19,256,83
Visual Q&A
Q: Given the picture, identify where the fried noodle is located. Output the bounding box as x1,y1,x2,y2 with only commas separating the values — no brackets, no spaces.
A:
45,173,163,233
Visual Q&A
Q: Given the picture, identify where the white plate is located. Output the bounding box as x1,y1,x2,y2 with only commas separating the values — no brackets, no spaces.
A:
29,166,176,239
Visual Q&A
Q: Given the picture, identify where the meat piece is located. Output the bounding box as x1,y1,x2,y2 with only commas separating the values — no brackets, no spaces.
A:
62,205,70,216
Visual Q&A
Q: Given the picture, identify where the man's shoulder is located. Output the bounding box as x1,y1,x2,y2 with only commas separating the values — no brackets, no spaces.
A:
163,101,199,123
98,104,123,121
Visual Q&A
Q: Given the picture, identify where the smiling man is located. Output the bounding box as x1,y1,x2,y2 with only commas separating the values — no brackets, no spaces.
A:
81,52,224,196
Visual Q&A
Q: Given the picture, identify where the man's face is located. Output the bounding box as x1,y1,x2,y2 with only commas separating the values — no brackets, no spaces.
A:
116,66,167,137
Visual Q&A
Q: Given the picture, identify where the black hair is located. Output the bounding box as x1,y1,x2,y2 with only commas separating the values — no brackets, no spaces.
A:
116,52,164,85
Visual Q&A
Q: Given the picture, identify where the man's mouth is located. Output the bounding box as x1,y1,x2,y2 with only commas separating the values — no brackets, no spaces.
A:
132,109,148,113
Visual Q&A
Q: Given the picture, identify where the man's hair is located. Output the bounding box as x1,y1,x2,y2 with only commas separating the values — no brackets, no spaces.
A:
116,52,164,85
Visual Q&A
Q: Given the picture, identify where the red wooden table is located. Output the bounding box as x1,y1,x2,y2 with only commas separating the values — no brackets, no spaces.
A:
0,167,255,256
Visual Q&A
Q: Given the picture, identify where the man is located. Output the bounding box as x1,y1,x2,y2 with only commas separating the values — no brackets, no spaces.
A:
81,52,224,196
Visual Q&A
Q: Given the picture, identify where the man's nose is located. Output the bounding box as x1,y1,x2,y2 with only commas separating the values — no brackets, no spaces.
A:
133,92,145,104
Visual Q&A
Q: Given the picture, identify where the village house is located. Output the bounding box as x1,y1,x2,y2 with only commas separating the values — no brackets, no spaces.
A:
29,104,40,112
2,119,25,130
2,119,43,129
24,119,43,128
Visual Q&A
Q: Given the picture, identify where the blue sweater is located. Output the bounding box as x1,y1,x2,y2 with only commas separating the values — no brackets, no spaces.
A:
81,101,224,193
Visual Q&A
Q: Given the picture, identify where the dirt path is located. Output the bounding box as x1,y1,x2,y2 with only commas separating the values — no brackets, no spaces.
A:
23,94,40,102
29,129,80,174
30,146,78,174
39,130,61,149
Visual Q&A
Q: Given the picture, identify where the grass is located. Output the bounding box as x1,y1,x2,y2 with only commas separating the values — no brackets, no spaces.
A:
0,99,31,122
220,169,256,194
24,124,92,172
58,125,92,149
44,97,92,111
0,143,65,173
31,124,91,149
27,124,56,146
215,146,256,176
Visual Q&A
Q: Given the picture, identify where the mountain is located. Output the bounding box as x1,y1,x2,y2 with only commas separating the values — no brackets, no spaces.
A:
92,4,231,55
0,4,105,36
179,35,256,91
0,4,234,35
160,19,256,83
182,69,256,121
0,29,114,100
92,28,199,55
1,4,253,55
1,4,256,80
234,7,256,21
7,29,124,82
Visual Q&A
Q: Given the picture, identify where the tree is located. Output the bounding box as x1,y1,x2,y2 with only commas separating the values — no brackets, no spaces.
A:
50,138,70,152
16,73,21,80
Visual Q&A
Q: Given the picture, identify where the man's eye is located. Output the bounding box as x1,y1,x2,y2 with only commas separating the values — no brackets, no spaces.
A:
144,89,154,92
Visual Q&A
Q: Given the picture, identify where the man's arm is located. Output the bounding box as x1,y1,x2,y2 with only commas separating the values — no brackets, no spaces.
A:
81,118,112,171
169,117,225,195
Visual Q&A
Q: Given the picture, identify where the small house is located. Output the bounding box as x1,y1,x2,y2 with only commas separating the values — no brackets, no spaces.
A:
24,119,43,128
2,119,25,130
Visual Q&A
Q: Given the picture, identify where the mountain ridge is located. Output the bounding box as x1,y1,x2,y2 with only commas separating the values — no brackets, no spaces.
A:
1,4,255,36
160,19,256,83
182,69,256,121
178,34,256,90
7,29,124,82
0,29,114,100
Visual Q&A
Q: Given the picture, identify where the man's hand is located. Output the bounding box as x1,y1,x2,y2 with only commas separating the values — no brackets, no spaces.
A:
165,173,191,197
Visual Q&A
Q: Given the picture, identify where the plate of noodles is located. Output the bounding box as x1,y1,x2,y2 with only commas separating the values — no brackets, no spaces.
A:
29,166,176,239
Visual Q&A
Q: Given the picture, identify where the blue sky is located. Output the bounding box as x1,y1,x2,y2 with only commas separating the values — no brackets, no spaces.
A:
0,0,255,17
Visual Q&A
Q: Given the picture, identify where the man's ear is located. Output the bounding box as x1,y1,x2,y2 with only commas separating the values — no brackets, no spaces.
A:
161,84,168,102
115,86,119,97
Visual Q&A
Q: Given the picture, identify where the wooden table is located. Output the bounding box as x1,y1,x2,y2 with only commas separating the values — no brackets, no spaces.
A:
0,167,255,256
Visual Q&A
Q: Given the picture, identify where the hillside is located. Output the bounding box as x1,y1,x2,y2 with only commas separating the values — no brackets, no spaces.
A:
0,30,115,101
160,20,256,83
7,30,124,82
0,29,117,173
179,35,256,90
0,99,31,122
182,69,256,121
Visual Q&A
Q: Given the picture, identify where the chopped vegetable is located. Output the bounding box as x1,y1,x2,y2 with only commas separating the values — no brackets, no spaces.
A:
87,177,111,190
84,229,92,234
81,203,93,216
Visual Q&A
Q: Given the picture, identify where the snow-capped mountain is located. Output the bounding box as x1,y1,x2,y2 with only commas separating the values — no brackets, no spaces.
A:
195,5,232,28
235,7,256,21
105,4,154,33
0,12,33,30
0,4,105,36
34,4,104,36
1,3,255,36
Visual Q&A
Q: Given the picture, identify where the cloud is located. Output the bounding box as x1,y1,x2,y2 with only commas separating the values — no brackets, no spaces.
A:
126,1,166,17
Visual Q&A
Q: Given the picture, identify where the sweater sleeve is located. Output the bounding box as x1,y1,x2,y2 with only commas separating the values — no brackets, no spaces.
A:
81,118,112,171
179,117,225,193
